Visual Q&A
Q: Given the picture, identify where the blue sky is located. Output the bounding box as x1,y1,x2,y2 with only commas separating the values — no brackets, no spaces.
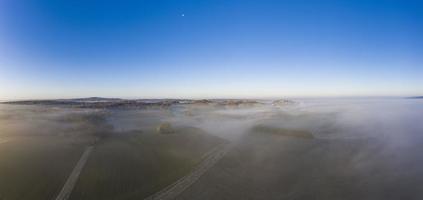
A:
0,0,422,99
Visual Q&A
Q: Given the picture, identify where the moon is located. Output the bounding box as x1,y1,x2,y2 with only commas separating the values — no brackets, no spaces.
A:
181,14,185,17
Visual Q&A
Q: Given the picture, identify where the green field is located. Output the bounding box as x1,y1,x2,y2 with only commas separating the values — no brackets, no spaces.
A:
69,127,222,200
0,136,86,200
0,105,224,200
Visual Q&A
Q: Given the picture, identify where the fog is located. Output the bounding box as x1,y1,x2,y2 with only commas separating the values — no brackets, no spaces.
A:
1,98,423,199
3,98,422,141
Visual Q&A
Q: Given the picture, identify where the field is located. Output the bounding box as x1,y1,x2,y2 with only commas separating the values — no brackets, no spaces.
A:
69,127,223,200
1,98,423,200
0,136,86,200
0,105,223,200
176,127,423,200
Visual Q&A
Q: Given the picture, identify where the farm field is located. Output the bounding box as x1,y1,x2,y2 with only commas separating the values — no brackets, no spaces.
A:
1,98,423,200
69,127,223,200
0,136,86,200
0,104,224,200
176,126,423,200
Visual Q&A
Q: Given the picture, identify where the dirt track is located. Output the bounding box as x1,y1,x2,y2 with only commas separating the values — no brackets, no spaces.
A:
144,143,231,200
54,146,94,200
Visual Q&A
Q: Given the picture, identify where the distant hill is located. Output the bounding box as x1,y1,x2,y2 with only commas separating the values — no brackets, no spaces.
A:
2,98,299,110
407,96,423,99
68,97,122,102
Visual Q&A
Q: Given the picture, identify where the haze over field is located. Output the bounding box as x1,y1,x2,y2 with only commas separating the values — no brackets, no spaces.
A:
0,98,423,199
0,0,422,199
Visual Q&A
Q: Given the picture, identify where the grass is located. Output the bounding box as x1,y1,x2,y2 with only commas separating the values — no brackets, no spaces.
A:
0,136,87,200
69,126,223,200
251,125,314,139
0,106,223,200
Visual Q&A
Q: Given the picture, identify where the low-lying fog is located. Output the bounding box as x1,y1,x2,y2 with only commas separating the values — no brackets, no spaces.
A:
1,98,422,199
2,98,422,141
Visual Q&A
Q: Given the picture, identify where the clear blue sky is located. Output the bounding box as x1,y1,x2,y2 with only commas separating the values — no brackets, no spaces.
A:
0,0,422,99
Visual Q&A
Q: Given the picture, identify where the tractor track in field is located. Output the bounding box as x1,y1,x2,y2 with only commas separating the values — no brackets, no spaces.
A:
144,143,231,200
54,145,94,200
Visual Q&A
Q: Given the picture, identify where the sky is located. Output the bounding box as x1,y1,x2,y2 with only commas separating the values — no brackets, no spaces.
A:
0,0,422,100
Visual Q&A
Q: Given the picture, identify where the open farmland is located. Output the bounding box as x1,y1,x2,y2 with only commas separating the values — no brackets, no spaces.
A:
176,130,423,200
0,103,225,200
1,98,423,200
0,136,86,200
69,127,223,200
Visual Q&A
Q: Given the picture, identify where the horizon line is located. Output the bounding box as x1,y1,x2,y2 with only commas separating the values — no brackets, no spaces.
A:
1,95,421,102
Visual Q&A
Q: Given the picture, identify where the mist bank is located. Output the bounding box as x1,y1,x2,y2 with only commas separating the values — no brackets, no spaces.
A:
173,98,423,200
2,97,422,144
1,97,423,199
